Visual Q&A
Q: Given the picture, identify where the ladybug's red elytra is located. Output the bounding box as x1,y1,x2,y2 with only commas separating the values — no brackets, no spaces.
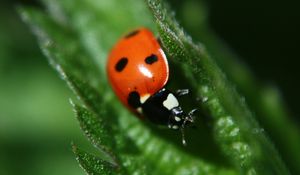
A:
106,28,196,145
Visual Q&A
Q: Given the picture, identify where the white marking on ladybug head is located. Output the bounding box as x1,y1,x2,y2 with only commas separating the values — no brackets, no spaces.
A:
140,94,150,104
175,116,181,122
163,93,179,110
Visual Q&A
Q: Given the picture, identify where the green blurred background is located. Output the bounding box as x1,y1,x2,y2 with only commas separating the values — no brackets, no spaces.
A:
0,0,299,175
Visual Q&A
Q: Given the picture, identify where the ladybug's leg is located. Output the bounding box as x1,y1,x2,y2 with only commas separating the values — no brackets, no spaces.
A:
175,89,189,97
181,109,196,130
187,108,197,122
180,109,197,146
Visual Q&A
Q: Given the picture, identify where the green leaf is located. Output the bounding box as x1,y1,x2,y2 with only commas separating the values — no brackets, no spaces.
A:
147,0,291,174
178,2,300,173
71,103,116,159
19,2,237,174
72,144,116,175
19,0,297,174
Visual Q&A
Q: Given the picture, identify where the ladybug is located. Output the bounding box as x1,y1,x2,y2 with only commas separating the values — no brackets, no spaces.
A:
107,28,196,145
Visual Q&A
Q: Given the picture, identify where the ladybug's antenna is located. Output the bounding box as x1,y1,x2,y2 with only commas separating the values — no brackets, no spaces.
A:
181,109,197,146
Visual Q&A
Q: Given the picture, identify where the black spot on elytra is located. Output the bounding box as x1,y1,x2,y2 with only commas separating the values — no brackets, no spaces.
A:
125,30,140,38
115,57,128,72
128,91,141,108
145,54,158,64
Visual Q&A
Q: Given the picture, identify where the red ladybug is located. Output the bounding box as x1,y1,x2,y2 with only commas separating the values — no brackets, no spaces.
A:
107,28,196,145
